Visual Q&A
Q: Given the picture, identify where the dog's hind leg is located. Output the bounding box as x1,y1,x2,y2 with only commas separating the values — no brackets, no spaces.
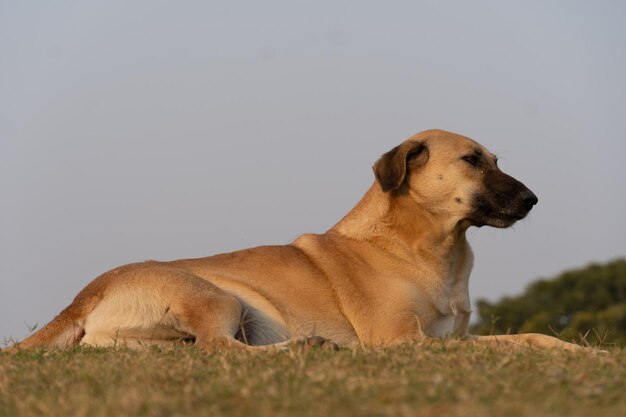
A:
78,269,247,350
173,294,334,351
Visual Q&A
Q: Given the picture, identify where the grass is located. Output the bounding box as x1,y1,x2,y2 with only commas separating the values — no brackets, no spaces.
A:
1,341,625,417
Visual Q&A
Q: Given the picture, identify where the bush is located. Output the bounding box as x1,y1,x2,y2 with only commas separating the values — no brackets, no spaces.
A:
471,258,626,346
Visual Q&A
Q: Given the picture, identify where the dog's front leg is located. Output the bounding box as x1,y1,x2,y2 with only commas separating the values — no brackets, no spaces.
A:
463,333,591,352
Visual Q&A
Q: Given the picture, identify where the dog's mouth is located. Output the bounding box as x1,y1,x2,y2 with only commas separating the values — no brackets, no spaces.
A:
469,194,536,228
468,170,538,229
485,211,529,228
470,211,526,229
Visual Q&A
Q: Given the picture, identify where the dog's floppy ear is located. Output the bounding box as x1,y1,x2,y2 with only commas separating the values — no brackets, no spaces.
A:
373,141,429,192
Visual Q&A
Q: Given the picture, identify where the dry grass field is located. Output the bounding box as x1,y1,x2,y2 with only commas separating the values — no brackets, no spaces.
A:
1,341,625,417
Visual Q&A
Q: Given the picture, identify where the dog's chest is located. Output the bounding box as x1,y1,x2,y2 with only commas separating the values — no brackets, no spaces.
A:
424,303,469,338
427,315,458,338
416,277,472,338
419,248,473,338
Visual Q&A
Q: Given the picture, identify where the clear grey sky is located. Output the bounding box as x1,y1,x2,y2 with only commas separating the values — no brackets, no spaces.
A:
1,1,625,342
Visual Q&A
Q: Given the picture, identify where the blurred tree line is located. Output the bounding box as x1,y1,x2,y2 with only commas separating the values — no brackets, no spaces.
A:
471,258,626,346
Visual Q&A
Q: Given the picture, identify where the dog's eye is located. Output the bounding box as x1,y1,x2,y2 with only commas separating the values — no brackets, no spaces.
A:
462,155,479,166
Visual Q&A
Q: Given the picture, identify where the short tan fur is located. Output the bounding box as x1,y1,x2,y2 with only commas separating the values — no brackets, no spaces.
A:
8,129,584,352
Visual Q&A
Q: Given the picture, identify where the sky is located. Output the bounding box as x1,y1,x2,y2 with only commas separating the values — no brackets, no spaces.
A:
1,1,625,342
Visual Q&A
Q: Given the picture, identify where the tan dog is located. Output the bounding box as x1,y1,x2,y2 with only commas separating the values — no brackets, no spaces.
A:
9,129,583,352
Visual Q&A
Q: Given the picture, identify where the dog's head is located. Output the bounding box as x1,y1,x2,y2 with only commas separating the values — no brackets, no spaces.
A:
373,129,537,229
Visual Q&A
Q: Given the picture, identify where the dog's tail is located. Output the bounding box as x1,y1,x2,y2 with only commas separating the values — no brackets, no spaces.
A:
4,274,112,352
4,303,87,353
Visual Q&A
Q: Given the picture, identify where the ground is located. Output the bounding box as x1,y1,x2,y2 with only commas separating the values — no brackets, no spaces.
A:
1,341,625,417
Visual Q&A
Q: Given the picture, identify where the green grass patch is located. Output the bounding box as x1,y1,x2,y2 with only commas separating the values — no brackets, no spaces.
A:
1,341,625,417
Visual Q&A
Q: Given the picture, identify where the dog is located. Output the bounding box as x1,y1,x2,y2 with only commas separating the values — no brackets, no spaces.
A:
8,129,584,352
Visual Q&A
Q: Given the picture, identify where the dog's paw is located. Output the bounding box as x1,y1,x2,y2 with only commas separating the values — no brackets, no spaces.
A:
291,335,339,352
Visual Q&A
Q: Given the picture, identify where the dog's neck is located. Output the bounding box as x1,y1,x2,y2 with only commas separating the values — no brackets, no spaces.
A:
329,182,469,262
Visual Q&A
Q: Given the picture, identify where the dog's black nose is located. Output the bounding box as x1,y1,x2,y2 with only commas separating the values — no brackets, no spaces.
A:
521,189,538,207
